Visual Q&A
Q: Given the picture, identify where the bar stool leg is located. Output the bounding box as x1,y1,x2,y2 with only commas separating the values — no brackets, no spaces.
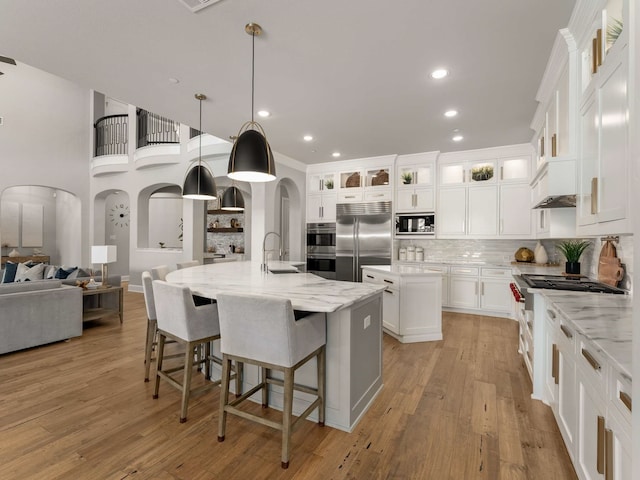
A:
204,341,211,380
234,361,243,397
281,367,294,469
144,319,156,382
218,355,232,442
261,367,269,407
153,334,166,399
180,343,195,423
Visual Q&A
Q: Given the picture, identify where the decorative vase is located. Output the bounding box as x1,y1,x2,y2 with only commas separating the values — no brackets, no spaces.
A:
565,262,581,275
534,241,548,264
8,248,21,257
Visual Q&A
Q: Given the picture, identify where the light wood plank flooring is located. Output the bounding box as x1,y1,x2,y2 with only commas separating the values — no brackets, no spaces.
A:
0,286,577,479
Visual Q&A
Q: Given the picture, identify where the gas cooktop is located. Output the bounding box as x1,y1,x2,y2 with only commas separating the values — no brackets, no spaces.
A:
521,274,626,294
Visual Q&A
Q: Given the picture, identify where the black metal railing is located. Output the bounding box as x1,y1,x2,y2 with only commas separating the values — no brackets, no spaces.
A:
136,109,180,148
94,114,128,156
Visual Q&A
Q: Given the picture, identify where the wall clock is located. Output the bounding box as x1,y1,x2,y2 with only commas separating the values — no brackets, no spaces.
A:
109,204,129,228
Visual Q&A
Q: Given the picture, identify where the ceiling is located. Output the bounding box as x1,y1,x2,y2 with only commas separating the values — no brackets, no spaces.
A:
0,0,575,165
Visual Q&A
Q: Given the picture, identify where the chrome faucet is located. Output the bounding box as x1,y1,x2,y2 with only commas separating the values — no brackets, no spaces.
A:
262,231,282,272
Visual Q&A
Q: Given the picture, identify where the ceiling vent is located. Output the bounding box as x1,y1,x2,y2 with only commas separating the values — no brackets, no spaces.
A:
176,0,223,13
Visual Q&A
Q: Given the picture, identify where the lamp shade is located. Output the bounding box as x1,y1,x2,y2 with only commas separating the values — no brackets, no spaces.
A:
227,129,276,182
221,186,245,211
91,245,117,264
183,164,217,200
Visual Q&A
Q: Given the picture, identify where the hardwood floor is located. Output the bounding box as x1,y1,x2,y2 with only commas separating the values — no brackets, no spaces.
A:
0,286,577,479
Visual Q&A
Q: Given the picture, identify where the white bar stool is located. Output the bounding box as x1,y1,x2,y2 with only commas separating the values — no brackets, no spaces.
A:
216,293,326,469
151,280,221,423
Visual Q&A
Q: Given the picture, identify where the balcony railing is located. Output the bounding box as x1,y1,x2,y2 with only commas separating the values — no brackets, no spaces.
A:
94,114,128,156
137,109,180,148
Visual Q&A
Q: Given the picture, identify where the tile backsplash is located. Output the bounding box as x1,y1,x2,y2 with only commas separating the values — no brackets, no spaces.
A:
395,236,633,292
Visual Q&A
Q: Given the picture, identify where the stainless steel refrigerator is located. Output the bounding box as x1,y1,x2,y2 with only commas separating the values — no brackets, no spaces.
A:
336,201,392,282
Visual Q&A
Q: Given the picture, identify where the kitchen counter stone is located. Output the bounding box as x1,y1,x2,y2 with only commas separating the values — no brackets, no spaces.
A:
364,264,444,276
538,290,632,381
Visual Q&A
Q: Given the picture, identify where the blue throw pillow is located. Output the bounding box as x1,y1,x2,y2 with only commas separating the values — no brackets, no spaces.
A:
1,262,18,283
55,266,78,279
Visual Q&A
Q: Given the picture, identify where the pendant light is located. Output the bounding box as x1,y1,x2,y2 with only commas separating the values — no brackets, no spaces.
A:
227,23,276,183
183,93,217,200
220,185,245,211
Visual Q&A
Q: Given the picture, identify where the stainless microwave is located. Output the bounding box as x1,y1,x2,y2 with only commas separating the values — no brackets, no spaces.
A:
395,213,435,235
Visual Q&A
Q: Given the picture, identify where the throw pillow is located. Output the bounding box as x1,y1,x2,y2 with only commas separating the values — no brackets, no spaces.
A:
44,265,58,279
55,266,77,279
1,262,18,283
15,262,46,282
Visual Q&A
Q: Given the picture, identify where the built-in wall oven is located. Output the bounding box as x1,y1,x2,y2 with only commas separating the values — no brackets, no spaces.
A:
306,223,336,279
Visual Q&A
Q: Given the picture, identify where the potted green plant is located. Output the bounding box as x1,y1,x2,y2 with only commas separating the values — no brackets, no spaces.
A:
324,178,334,190
556,240,590,275
401,172,413,185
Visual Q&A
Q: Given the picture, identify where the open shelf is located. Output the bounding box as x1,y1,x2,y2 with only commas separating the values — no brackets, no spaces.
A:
207,227,243,233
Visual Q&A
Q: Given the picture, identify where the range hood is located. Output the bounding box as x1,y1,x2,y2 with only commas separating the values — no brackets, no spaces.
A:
530,158,576,209
533,194,576,209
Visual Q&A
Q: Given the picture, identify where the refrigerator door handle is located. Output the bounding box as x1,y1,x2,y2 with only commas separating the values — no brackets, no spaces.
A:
353,218,359,281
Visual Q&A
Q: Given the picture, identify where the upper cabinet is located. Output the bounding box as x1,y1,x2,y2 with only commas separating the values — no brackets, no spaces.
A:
437,145,533,239
306,168,338,222
395,151,437,212
336,155,394,203
575,0,631,234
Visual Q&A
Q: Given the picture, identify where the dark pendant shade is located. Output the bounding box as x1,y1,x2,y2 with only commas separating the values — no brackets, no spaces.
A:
183,164,217,200
221,186,245,211
227,129,276,182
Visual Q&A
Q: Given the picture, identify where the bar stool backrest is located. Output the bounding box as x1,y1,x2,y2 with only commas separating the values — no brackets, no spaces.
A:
216,293,326,368
141,271,156,321
177,260,199,270
152,280,219,342
151,265,170,281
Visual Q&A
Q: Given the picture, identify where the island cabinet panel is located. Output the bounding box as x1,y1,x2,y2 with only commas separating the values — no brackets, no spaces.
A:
362,266,442,343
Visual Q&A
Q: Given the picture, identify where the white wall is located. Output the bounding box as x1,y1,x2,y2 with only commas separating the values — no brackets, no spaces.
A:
0,62,91,264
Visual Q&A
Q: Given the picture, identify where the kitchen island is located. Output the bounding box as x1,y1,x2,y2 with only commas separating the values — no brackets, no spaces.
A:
362,264,443,343
165,261,386,432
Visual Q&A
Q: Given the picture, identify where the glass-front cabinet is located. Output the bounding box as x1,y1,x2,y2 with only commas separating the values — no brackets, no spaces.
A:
439,160,497,185
308,172,336,194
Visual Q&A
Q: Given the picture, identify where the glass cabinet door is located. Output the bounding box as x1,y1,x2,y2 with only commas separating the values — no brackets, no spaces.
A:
468,160,496,183
499,157,530,182
439,163,465,185
340,170,362,189
366,167,390,187
308,172,336,193
398,164,432,187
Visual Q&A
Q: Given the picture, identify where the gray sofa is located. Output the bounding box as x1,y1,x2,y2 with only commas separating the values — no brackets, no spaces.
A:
0,280,82,354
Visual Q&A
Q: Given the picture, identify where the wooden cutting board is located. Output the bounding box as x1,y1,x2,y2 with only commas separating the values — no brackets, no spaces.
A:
598,240,624,287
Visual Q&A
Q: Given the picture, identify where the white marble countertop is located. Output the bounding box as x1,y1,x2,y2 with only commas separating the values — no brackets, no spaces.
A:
363,264,444,276
395,259,563,275
539,290,632,381
165,261,385,313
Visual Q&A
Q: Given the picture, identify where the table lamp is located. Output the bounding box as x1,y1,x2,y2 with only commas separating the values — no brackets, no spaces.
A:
91,245,117,288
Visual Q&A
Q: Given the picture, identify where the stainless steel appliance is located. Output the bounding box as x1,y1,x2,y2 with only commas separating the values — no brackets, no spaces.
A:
395,213,435,235
520,274,626,294
306,223,336,279
336,202,392,282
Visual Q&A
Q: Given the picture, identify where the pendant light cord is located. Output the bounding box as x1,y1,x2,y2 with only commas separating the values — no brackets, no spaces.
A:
251,29,255,124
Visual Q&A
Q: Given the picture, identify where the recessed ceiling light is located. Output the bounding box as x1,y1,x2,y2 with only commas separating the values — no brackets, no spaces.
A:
431,69,449,79
257,110,270,117
452,135,464,142
168,77,180,84
332,152,341,158
444,110,458,117
303,135,313,142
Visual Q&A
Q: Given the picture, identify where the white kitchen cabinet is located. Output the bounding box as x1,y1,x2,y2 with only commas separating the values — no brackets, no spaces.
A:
578,50,628,232
437,187,467,236
498,156,530,183
397,188,434,211
308,172,336,194
362,266,442,343
468,186,498,237
499,184,532,237
448,266,479,309
396,152,437,212
306,192,337,222
577,377,607,480
557,320,578,461
479,268,512,313
439,159,497,186
607,407,632,480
